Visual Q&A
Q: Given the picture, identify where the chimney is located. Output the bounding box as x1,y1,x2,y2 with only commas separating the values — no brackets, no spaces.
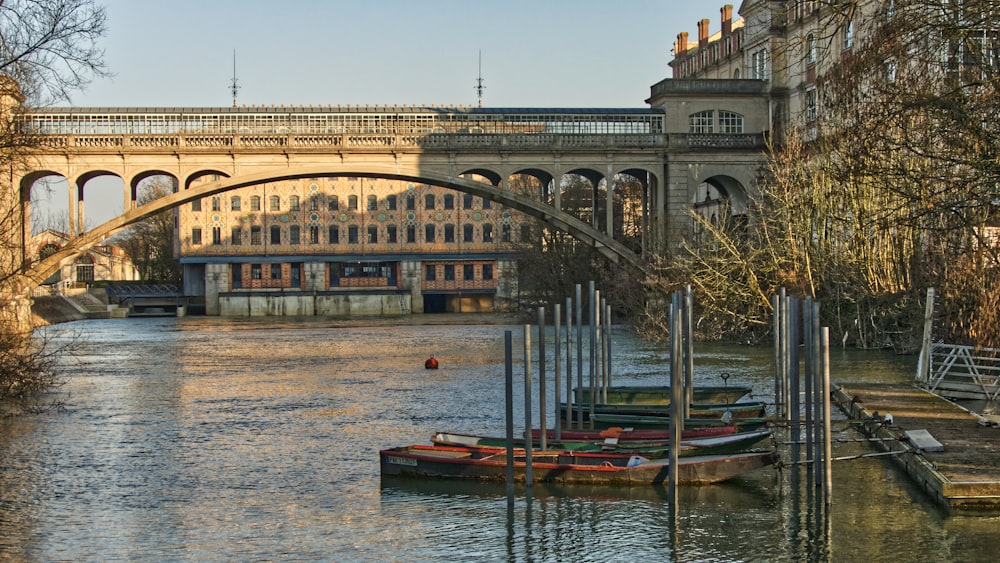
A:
676,32,689,55
722,4,733,35
698,18,710,48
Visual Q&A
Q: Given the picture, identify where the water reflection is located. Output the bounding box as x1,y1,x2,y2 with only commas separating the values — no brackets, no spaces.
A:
0,317,992,562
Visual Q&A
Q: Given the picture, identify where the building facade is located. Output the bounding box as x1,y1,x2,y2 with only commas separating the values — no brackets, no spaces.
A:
177,176,525,316
32,229,139,289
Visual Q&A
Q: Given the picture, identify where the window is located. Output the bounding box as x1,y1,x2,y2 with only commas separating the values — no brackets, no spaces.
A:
805,88,818,122
211,197,221,211
482,264,493,280
309,196,319,211
425,224,435,243
367,195,377,210
807,33,817,64
521,225,531,242
387,195,397,210
444,265,455,281
367,225,378,243
482,198,491,209
232,265,242,289
501,224,511,243
290,264,301,287
290,225,301,245
309,225,319,244
425,194,435,209
443,194,454,210
483,224,493,242
843,20,854,50
406,225,416,243
76,256,94,282
387,224,397,243
250,196,261,211
719,111,744,133
231,196,241,211
251,226,262,245
425,265,436,281
191,199,201,212
191,227,202,245
444,224,455,243
232,227,242,245
406,194,416,210
464,264,474,280
270,225,281,245
348,225,359,244
251,263,262,279
329,225,339,244
270,195,280,211
689,110,714,133
348,195,358,210
463,194,474,209
752,49,768,79
463,223,474,242
270,263,282,279
212,226,221,245
290,195,300,211
329,195,339,211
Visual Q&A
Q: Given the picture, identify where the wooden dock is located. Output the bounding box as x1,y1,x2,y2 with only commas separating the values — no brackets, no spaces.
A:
834,383,1000,512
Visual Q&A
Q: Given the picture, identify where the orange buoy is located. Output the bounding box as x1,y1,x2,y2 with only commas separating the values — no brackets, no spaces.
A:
424,356,439,369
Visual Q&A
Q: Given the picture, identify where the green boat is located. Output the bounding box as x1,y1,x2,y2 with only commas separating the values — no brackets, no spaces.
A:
573,385,752,406
560,400,768,421
589,413,770,431
430,429,773,458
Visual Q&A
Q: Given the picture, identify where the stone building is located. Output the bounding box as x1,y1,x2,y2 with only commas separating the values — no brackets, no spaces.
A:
177,176,524,316
31,229,138,288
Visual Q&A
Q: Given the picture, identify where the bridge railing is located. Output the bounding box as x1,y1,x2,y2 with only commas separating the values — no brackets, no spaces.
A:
34,132,673,152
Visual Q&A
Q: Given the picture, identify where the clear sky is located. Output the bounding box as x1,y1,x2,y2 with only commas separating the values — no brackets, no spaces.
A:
34,1,735,231
67,0,729,109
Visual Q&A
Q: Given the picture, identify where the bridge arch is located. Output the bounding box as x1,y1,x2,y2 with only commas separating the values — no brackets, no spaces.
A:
22,163,649,291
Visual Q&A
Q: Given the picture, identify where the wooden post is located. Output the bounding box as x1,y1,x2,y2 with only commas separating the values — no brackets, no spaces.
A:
822,326,833,504
537,307,546,451
589,281,597,427
683,285,694,419
576,284,584,430
554,303,562,441
523,324,533,487
565,297,574,430
668,291,683,504
916,287,935,384
504,330,515,499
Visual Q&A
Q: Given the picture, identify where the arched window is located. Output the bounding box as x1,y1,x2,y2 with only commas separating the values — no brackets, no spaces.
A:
290,195,300,211
367,195,378,210
231,195,241,211
39,243,59,261
425,194,436,210
250,196,261,211
719,111,744,134
76,255,94,283
348,195,358,210
689,110,714,133
269,195,281,211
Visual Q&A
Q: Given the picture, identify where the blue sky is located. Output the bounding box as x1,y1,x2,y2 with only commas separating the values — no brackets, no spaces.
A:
35,1,734,230
68,1,727,109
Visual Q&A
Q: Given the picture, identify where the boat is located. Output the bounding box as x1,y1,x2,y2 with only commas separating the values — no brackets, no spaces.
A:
530,425,739,442
429,428,773,457
560,400,768,421
573,384,752,405
380,444,779,485
589,413,769,431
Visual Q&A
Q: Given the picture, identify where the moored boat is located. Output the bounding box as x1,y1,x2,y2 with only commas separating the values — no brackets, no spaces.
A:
430,428,773,457
560,400,768,421
573,385,753,405
380,444,779,485
589,413,769,431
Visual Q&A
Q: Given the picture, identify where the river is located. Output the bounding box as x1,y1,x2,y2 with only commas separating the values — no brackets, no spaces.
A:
1,316,998,562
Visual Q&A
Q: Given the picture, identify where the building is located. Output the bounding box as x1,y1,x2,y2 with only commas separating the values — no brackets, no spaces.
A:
31,229,139,288
177,176,525,316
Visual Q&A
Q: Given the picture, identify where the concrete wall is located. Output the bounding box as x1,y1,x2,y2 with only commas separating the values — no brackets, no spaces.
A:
219,291,410,317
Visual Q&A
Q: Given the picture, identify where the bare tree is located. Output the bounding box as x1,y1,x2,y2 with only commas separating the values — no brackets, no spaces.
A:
111,178,181,282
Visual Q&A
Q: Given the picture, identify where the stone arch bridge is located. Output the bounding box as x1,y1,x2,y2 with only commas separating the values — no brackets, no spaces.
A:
8,105,766,321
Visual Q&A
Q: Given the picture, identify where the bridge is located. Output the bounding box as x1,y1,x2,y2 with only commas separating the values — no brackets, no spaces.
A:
4,82,770,323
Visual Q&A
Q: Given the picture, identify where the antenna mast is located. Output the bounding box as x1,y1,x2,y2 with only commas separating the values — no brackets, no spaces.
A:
475,50,485,108
230,50,240,108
